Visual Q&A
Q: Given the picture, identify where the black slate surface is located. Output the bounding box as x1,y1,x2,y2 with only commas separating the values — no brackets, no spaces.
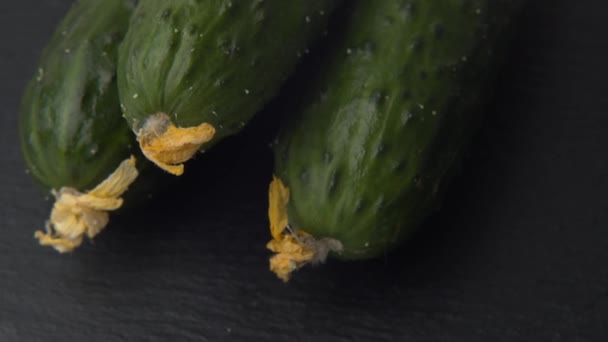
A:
2,1,608,341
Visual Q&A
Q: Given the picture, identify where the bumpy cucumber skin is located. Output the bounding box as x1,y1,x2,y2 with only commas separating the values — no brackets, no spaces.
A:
275,0,523,260
20,0,137,191
118,0,341,144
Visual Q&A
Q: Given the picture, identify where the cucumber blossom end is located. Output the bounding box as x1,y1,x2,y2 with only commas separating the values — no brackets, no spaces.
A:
267,176,342,282
137,113,216,176
35,156,139,253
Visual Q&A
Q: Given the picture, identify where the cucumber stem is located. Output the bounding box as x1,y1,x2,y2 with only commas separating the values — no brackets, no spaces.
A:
137,113,216,176
267,176,343,282
34,156,139,253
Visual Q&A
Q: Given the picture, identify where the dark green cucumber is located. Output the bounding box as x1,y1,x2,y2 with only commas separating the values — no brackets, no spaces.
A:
20,0,137,191
118,0,341,175
269,0,523,279
19,0,144,252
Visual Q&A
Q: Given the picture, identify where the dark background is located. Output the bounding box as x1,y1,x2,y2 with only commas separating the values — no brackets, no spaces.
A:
1,1,607,341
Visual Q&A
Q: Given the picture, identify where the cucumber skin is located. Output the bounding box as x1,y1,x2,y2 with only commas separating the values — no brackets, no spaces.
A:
20,0,138,192
118,0,341,144
275,0,523,260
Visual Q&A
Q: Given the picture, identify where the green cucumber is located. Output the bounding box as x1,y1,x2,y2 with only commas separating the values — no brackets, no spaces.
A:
268,0,523,281
118,0,342,175
19,0,141,253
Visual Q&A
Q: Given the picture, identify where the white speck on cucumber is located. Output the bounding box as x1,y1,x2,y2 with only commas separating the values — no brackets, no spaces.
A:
36,68,44,82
